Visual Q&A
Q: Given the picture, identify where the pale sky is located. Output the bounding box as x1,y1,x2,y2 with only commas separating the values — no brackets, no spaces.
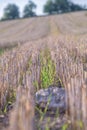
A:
0,0,87,18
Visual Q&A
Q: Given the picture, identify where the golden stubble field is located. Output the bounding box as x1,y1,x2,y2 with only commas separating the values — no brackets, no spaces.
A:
0,11,87,130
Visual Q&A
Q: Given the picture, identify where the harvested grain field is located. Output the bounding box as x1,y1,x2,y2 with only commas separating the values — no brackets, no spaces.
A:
0,11,87,130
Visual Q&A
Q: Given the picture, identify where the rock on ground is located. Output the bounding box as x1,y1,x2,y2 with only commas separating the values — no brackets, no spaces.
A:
35,86,66,113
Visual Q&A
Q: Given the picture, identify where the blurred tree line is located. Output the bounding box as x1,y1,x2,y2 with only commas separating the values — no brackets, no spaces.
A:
44,0,85,14
0,0,86,21
1,0,36,21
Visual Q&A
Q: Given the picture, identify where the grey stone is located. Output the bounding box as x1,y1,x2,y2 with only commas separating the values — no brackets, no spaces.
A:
35,87,66,113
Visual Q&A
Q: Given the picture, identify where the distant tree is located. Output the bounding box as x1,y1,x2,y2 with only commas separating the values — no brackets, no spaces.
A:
54,0,71,13
23,0,37,18
1,4,20,20
43,0,55,14
69,3,83,12
43,0,84,14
